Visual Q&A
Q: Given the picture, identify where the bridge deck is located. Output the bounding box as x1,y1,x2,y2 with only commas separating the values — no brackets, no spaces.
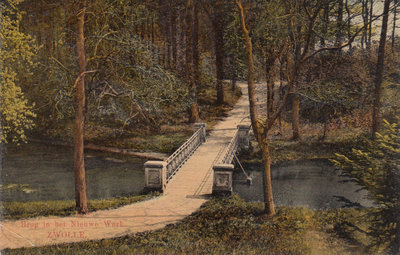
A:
0,83,250,249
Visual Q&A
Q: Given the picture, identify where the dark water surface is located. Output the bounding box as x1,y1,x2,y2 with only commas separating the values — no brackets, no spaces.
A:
1,143,375,209
233,159,375,209
1,143,146,202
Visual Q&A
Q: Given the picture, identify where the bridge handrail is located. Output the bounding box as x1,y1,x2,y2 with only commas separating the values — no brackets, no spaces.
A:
165,124,206,182
220,129,239,164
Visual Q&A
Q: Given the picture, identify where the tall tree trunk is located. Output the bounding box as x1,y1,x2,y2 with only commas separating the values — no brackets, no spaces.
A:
392,4,397,51
291,33,301,140
362,0,369,49
368,0,373,48
74,0,88,214
214,0,225,105
171,7,177,71
372,0,391,139
265,51,276,119
336,0,344,48
186,0,200,123
345,0,353,50
321,1,329,47
236,0,275,216
193,2,201,93
291,93,301,140
179,8,186,76
166,8,172,69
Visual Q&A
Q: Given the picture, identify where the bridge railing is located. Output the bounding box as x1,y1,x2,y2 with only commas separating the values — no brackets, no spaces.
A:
165,123,206,182
220,130,240,164
144,123,206,192
212,125,250,194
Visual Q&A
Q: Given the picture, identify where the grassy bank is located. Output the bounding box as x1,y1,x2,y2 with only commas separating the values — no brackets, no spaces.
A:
4,195,375,255
1,193,159,220
242,124,368,165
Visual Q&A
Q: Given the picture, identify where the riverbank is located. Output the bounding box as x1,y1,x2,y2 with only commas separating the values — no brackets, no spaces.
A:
241,125,369,165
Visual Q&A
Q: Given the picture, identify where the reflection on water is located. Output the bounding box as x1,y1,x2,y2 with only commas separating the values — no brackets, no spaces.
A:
1,143,146,202
233,159,375,209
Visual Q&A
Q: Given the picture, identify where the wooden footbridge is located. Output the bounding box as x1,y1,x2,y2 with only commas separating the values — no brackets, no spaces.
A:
0,83,251,250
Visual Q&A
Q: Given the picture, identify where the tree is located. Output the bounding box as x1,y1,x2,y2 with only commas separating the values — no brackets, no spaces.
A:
235,0,364,215
186,0,200,122
74,0,88,214
332,120,400,254
392,0,398,51
371,0,391,139
0,0,36,144
214,0,225,105
236,0,276,215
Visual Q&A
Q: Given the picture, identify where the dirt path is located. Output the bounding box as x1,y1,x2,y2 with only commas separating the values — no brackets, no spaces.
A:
0,83,250,250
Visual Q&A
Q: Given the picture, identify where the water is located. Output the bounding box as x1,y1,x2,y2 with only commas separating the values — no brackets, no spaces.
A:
233,159,376,209
1,143,146,202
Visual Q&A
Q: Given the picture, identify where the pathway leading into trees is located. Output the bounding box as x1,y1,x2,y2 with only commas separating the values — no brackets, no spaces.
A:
0,83,250,250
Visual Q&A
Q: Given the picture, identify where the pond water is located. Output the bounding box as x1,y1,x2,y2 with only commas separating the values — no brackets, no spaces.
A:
1,144,375,209
233,159,376,209
1,143,146,202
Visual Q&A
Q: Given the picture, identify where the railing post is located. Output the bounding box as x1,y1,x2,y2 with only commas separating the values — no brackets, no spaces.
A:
194,123,207,142
237,125,250,150
212,164,234,194
144,161,167,193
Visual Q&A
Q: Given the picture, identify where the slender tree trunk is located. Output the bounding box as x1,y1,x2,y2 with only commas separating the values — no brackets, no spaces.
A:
186,0,200,123
236,0,275,216
345,0,353,50
372,0,391,139
214,0,225,105
368,0,373,48
291,34,301,140
336,0,344,48
261,144,274,216
166,8,172,69
362,0,369,49
392,4,397,51
74,0,88,214
265,53,276,119
179,9,186,76
171,7,177,71
193,2,201,93
321,1,329,47
291,93,301,140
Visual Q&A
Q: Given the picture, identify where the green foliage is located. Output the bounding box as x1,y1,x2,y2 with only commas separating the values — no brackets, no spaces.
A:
0,0,37,144
332,120,400,253
19,0,190,133
223,2,247,81
84,0,190,127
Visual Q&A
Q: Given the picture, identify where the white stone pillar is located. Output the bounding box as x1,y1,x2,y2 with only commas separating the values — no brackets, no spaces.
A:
212,164,234,194
237,125,250,150
194,123,207,142
144,161,167,193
